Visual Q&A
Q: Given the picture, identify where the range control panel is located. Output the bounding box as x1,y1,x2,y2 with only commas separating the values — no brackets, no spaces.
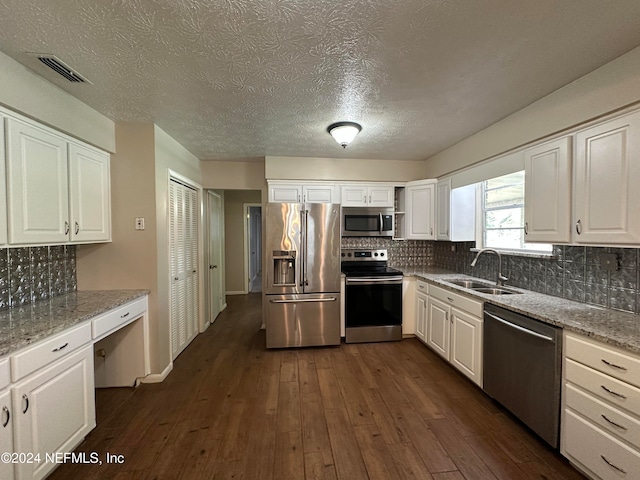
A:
340,249,387,261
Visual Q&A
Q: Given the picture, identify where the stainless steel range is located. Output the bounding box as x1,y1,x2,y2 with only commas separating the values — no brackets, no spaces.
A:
341,249,403,343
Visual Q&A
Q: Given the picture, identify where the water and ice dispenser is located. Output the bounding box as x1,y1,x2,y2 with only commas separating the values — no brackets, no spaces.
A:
272,250,296,286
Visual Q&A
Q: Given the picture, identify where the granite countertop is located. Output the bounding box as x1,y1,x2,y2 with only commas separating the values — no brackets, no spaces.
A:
0,290,149,357
398,266,640,355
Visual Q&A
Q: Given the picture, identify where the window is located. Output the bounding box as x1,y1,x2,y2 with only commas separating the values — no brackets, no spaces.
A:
481,171,552,253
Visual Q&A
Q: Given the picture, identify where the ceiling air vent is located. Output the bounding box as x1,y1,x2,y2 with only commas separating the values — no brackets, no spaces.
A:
29,54,90,83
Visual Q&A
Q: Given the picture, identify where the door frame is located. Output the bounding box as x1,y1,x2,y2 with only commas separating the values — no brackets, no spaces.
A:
243,202,261,293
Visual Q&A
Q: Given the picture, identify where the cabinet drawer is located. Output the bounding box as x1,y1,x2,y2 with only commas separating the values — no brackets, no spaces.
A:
0,358,9,390
565,332,640,388
11,322,92,382
429,284,483,317
416,280,429,294
92,297,147,339
566,383,640,449
564,409,640,479
565,358,640,416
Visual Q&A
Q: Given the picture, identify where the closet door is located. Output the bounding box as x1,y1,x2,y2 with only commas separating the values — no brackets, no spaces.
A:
169,179,199,360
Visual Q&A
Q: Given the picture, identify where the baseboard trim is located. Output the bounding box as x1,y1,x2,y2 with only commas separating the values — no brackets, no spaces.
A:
141,362,173,383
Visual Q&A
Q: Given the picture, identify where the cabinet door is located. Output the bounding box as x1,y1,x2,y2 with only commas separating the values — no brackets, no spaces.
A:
450,307,483,387
415,291,428,342
524,137,571,243
436,179,451,240
303,184,334,203
406,183,435,240
13,345,95,480
0,389,14,480
368,186,394,207
69,143,111,242
340,185,368,206
269,184,302,203
427,297,450,360
574,111,640,244
6,118,69,244
0,116,7,246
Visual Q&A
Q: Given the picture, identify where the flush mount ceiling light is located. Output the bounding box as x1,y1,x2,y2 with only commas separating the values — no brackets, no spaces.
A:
327,122,362,148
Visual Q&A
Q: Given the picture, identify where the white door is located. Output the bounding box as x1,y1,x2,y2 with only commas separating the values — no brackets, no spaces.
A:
574,111,640,244
340,185,368,206
427,297,450,360
415,291,428,342
450,308,483,387
524,137,571,243
12,346,95,480
302,184,334,203
407,183,435,240
207,191,223,323
0,389,14,480
268,184,301,203
367,186,394,207
68,142,111,243
169,179,199,360
6,118,69,244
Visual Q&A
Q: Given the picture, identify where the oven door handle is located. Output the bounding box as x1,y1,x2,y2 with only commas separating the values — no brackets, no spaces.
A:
270,297,337,304
346,276,403,285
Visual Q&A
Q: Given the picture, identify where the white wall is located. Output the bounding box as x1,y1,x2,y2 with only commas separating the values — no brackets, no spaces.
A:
0,51,115,152
424,45,640,178
265,156,425,182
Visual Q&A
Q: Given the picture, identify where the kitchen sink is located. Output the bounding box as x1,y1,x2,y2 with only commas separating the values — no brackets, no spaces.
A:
473,287,522,295
446,279,493,289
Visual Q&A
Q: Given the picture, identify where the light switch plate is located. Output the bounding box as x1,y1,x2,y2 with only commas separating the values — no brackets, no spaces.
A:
599,253,618,271
135,217,145,230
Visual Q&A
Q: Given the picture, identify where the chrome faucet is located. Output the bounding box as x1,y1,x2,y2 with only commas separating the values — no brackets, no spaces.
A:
470,248,508,286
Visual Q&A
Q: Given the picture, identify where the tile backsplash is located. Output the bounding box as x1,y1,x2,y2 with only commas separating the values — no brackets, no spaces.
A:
433,242,640,315
341,237,434,267
0,246,77,310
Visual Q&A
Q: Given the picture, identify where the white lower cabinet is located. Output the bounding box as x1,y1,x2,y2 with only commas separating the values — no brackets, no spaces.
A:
562,331,640,479
415,280,483,387
1,389,14,480
12,345,95,480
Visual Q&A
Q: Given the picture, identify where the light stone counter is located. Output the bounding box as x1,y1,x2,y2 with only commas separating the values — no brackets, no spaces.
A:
0,290,149,357
398,266,640,355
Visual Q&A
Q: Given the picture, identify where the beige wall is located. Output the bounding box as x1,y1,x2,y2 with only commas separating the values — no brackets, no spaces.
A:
200,159,265,190
424,45,640,178
265,156,425,182
0,51,115,152
223,190,262,293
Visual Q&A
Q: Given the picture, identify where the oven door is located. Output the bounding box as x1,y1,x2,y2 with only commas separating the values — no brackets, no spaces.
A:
345,276,403,342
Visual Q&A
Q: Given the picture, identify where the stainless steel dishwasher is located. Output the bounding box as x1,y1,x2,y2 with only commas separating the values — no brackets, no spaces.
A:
483,303,562,448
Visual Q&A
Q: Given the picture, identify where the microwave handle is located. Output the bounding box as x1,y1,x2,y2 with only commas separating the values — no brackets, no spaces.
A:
379,213,383,235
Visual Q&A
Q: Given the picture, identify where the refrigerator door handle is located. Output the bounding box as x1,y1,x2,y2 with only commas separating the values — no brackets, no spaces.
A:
303,209,309,286
270,297,338,304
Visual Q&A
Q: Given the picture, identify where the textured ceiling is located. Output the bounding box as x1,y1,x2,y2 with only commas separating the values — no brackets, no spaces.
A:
1,1,640,161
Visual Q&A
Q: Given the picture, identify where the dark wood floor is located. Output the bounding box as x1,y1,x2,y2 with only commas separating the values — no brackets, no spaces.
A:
50,294,586,480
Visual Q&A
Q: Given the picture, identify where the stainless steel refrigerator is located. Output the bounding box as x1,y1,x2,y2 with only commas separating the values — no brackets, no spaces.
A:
265,203,341,348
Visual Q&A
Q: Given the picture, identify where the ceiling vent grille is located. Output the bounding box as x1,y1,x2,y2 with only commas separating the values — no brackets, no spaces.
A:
31,54,89,83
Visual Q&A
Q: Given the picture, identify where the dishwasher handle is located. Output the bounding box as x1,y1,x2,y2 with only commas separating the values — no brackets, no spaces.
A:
485,311,554,343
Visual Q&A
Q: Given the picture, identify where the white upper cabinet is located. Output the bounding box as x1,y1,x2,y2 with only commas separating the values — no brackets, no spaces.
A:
6,118,70,244
573,110,640,244
436,179,475,242
69,143,111,242
340,184,394,207
406,180,436,240
524,137,572,243
268,182,335,203
0,116,7,246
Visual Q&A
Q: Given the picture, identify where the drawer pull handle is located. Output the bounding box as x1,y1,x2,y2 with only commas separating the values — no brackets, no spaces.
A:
52,342,69,352
601,385,627,399
447,297,454,302
600,455,626,474
22,395,29,414
2,406,9,428
601,414,627,430
121,312,130,318
601,359,627,371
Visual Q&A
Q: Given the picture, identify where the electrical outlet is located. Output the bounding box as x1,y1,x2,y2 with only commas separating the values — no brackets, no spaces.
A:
135,217,145,230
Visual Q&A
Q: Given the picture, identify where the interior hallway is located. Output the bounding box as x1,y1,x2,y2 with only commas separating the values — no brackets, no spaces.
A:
49,293,585,480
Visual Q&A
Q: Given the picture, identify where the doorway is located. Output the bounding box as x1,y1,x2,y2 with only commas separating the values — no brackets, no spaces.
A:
244,203,262,293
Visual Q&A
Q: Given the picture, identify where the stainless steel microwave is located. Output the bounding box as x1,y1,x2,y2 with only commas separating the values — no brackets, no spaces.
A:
341,207,394,237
